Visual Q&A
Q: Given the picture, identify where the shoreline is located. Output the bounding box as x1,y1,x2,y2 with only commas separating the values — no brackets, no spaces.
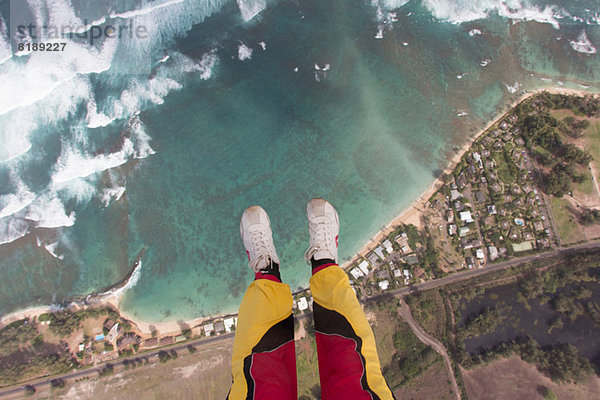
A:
1,87,598,336
340,86,598,270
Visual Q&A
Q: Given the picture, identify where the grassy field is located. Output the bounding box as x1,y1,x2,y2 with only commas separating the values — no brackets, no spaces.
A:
41,341,234,400
550,196,586,244
585,118,600,170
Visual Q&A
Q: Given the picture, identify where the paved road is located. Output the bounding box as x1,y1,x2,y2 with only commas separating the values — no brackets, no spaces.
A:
366,240,600,304
3,240,600,398
397,300,460,400
0,333,234,399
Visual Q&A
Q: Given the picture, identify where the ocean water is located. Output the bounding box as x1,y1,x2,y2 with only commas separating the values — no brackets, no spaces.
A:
0,0,599,321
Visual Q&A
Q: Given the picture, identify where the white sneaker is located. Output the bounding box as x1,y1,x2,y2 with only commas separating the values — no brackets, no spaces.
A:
240,206,280,273
304,198,340,264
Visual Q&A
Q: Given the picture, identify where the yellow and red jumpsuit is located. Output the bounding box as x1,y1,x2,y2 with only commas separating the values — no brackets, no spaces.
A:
227,264,395,400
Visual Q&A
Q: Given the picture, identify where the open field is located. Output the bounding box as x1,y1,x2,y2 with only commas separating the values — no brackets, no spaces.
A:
550,197,586,244
35,341,233,400
463,356,600,400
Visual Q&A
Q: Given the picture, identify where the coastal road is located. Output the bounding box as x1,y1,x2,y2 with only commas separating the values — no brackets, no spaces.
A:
365,240,600,303
3,241,600,398
0,333,235,399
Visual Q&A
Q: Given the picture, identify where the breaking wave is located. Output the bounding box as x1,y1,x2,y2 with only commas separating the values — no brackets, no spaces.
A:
570,30,597,54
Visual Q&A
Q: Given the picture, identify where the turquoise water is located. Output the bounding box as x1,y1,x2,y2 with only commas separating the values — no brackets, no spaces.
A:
0,0,599,321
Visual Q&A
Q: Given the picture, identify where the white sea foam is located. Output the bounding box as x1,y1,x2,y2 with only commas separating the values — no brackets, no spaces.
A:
0,189,36,219
100,259,143,301
237,0,267,22
110,0,186,19
86,98,115,128
539,77,552,82
0,216,29,246
26,195,75,229
0,16,11,65
238,43,254,60
159,55,171,63
569,30,597,55
259,42,266,50
102,186,126,207
469,28,482,36
480,58,491,66
457,111,469,117
375,28,384,39
421,0,567,29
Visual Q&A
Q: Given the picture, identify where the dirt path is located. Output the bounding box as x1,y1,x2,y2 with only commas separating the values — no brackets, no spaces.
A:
397,299,461,400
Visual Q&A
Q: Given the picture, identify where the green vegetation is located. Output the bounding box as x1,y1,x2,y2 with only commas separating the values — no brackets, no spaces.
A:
383,321,442,387
460,307,502,337
550,197,586,244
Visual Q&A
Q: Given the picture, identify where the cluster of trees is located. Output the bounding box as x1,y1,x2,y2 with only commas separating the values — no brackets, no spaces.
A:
157,349,178,363
538,93,600,118
579,208,600,225
383,327,439,387
515,96,594,196
459,306,502,337
459,336,593,383
561,116,590,138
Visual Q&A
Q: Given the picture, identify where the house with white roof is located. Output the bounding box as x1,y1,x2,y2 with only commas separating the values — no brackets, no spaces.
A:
350,267,364,279
297,297,309,311
374,246,385,260
224,317,236,332
460,211,473,223
358,260,370,275
378,280,389,290
382,239,394,254
203,323,214,335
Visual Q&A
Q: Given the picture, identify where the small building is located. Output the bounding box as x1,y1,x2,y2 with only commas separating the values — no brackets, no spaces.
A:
523,231,534,240
358,260,370,275
392,269,402,278
515,137,525,146
224,317,236,332
488,246,499,261
500,220,510,230
534,221,544,232
203,323,215,336
378,280,389,290
382,239,394,254
448,224,457,236
476,248,485,259
214,321,226,334
118,333,141,350
175,335,186,343
447,210,455,223
459,227,470,237
367,252,380,266
487,205,497,215
491,183,502,192
460,211,474,223
474,192,486,203
374,246,386,260
78,343,85,352
297,297,309,312
454,200,464,211
450,189,462,201
376,269,390,279
350,267,364,279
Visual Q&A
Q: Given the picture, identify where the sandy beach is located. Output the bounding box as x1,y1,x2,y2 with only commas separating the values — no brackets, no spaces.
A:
1,87,596,337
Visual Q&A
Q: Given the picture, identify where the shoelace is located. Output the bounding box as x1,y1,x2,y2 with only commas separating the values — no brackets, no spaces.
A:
248,230,273,273
304,220,333,263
